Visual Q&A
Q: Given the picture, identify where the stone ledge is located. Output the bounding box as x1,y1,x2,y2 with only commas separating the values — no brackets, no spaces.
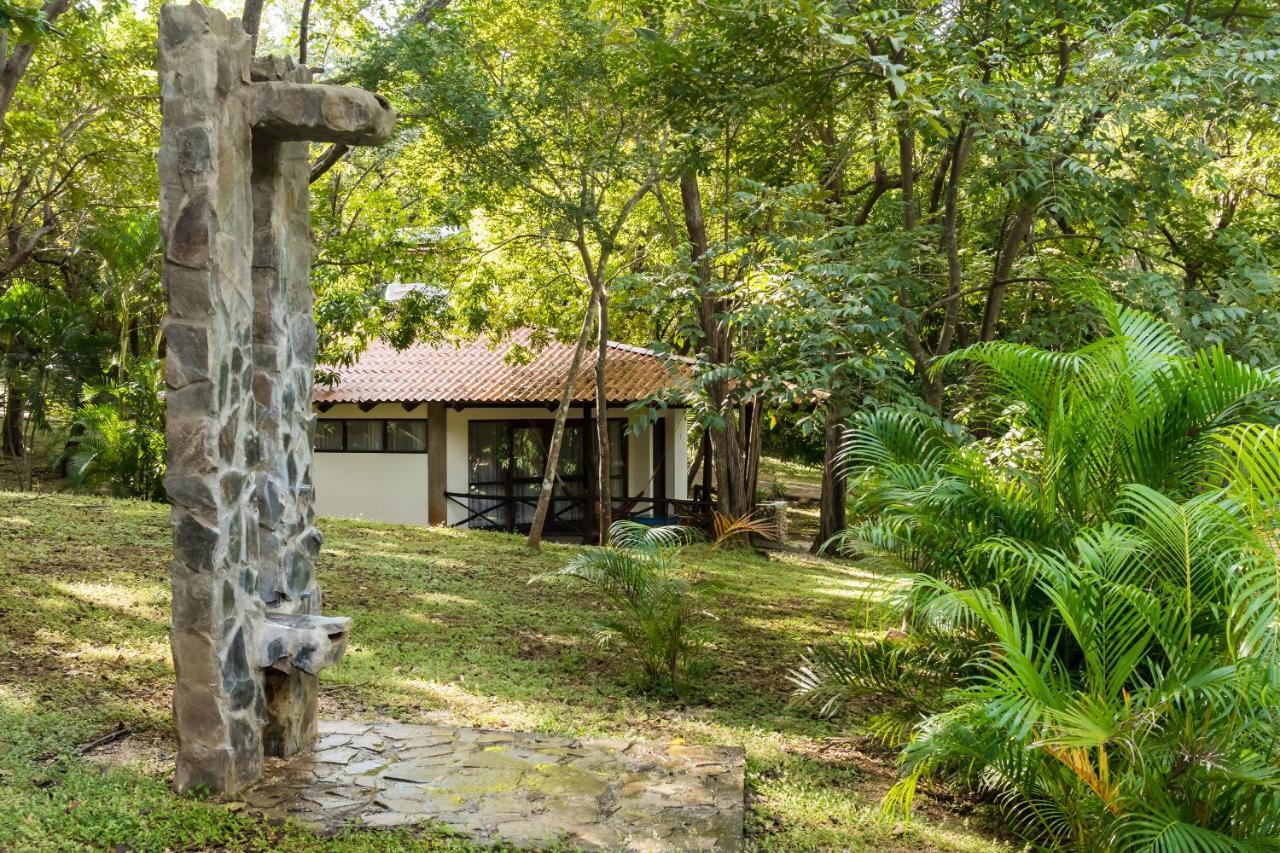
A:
251,82,395,145
257,612,352,675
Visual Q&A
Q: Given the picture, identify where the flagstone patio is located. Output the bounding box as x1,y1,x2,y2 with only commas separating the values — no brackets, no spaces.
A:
241,720,746,850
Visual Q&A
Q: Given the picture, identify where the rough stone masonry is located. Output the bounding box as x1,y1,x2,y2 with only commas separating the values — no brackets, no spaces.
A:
157,1,393,794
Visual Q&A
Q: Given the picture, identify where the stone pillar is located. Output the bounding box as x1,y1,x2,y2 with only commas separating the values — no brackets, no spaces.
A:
158,3,265,794
158,1,393,794
249,55,325,757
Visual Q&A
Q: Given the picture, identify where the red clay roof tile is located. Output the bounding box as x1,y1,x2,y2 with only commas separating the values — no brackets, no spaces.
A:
314,330,687,405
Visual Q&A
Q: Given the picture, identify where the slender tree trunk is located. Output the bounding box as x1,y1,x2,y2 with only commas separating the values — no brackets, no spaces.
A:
527,289,599,550
298,0,313,64
891,110,936,413
594,285,612,543
743,398,762,508
812,406,846,555
679,170,749,518
22,398,35,490
241,0,266,43
2,381,23,458
686,436,704,495
980,202,1036,341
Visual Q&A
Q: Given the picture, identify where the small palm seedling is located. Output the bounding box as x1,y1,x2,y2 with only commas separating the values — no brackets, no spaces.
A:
711,510,779,548
536,520,711,692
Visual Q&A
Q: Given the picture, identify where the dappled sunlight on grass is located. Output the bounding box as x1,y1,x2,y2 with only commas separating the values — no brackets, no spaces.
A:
0,491,1007,851
50,579,168,618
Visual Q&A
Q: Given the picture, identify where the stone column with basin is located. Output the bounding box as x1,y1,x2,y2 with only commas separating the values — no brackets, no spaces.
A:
157,1,394,794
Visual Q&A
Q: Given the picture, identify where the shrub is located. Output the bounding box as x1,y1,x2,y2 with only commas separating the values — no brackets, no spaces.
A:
59,359,165,501
538,520,711,691
793,294,1280,848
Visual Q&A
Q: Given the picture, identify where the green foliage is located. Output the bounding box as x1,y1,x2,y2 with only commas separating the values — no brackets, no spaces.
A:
790,629,979,748
796,295,1280,847
885,504,1280,849
58,359,165,501
838,292,1277,602
538,520,711,692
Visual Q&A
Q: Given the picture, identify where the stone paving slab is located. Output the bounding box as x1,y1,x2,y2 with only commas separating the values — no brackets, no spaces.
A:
243,720,745,850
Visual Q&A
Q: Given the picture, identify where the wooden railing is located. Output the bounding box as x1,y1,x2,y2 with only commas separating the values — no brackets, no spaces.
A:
443,490,702,536
444,491,590,535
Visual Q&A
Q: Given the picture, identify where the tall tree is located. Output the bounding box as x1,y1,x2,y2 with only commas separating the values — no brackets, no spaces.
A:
351,0,663,545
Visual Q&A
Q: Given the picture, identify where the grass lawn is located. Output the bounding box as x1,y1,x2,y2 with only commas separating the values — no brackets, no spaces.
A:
757,456,825,547
0,491,1006,851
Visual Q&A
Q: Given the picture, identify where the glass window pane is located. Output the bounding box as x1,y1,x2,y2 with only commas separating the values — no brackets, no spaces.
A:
557,425,583,477
315,419,343,452
469,421,508,485
387,420,427,452
346,419,383,451
512,425,545,478
610,421,626,497
468,421,509,529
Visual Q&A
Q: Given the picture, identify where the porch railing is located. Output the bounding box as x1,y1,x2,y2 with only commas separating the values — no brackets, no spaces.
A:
444,491,591,536
443,491,702,537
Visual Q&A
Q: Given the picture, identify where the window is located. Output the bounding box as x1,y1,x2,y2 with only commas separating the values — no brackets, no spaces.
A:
313,418,428,453
315,419,343,452
465,418,628,533
387,420,428,453
609,419,626,508
345,420,384,451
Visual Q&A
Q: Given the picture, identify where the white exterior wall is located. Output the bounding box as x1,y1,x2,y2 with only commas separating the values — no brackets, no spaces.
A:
312,401,686,527
312,403,430,525
666,409,689,502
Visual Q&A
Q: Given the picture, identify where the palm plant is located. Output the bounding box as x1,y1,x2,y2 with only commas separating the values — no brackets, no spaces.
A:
59,359,166,501
538,520,711,691
837,290,1276,608
884,491,1280,848
792,293,1280,847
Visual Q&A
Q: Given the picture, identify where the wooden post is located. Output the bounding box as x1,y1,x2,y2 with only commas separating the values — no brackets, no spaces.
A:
653,416,667,519
427,401,447,525
583,404,597,544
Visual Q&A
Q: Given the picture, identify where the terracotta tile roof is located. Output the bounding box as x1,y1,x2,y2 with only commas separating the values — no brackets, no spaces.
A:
314,330,689,406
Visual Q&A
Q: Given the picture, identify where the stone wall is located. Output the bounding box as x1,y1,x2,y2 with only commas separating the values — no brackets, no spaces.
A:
249,55,326,757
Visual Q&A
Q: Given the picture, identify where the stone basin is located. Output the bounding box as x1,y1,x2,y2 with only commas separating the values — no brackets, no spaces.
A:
257,612,352,675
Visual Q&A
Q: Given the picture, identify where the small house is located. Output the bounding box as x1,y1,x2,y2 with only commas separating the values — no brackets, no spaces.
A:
311,331,689,540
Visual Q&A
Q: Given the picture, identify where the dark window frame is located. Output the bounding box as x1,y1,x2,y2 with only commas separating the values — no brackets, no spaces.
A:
464,417,629,533
314,418,429,454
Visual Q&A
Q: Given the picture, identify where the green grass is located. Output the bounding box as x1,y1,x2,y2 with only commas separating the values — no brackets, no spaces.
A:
0,491,1006,851
758,456,823,498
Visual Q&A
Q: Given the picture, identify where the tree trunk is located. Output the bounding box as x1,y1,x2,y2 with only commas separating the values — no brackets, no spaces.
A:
0,0,72,129
980,202,1036,342
812,407,846,555
743,399,762,509
2,381,23,458
679,170,749,518
298,0,313,64
594,286,612,543
686,436,704,495
527,289,599,550
241,0,266,42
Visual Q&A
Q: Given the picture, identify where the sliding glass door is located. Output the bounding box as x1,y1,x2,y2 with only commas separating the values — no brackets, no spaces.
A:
465,418,626,534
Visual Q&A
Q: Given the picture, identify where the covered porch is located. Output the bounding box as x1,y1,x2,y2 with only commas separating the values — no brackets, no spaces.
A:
311,332,691,540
